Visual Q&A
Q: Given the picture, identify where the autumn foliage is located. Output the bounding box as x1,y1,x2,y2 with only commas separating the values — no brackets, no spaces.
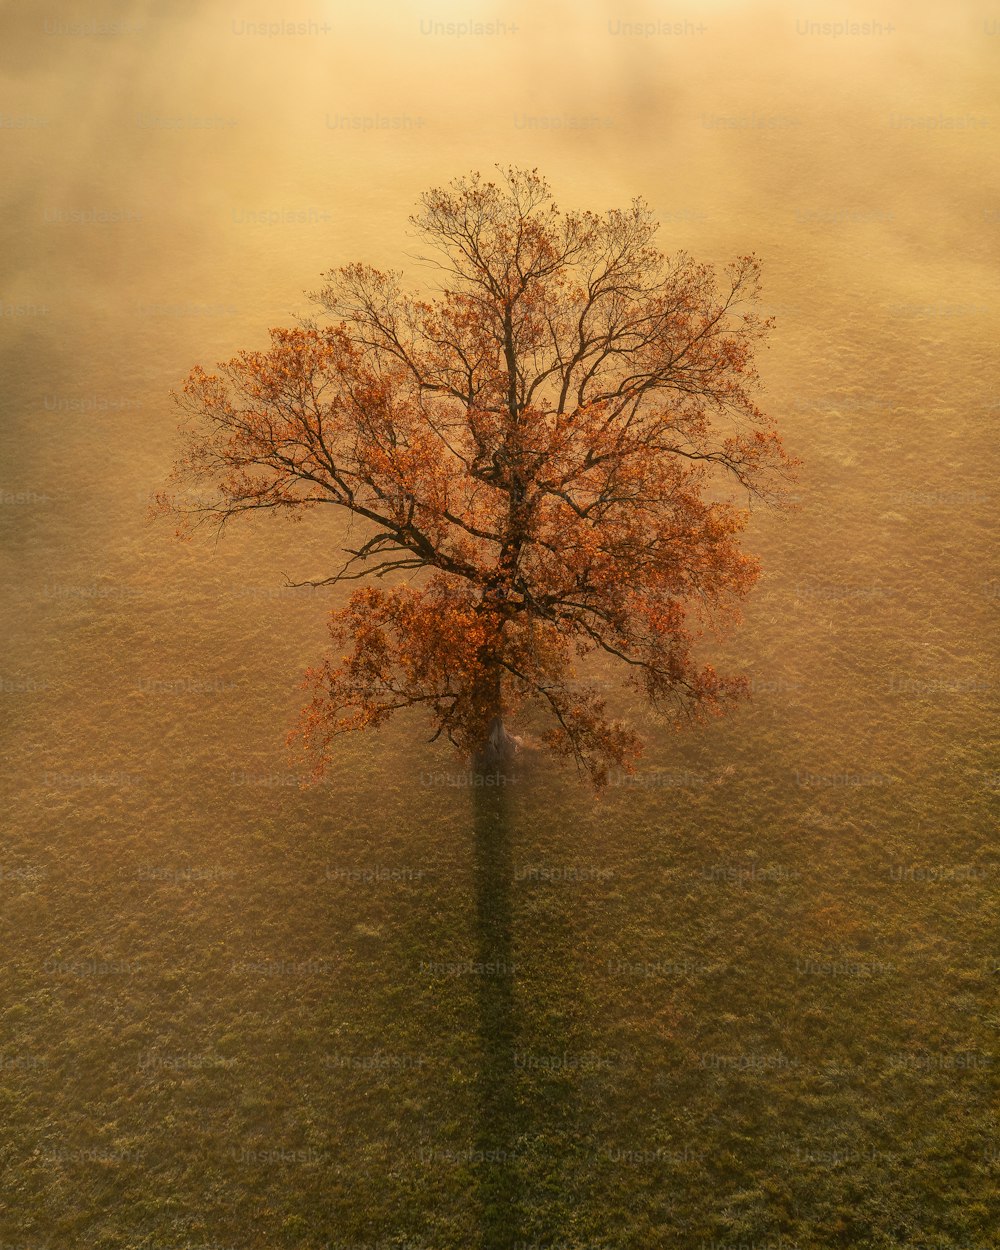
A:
156,167,796,786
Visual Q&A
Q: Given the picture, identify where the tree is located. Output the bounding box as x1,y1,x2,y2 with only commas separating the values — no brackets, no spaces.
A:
155,166,796,787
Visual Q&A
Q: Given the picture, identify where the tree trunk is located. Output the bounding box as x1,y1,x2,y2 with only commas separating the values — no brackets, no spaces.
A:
475,715,519,772
471,658,519,774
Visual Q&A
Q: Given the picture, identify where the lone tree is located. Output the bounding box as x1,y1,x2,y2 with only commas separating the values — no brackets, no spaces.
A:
156,167,795,786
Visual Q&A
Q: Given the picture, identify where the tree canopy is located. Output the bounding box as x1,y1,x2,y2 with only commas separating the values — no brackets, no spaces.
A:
156,166,796,786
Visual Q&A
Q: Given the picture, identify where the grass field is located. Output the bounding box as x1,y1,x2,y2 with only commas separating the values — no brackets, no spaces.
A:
2,413,997,1247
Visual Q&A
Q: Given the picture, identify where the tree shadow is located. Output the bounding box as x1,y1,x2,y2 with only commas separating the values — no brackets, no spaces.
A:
471,774,523,1250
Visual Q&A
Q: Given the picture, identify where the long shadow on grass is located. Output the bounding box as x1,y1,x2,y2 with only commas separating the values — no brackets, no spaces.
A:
472,775,524,1250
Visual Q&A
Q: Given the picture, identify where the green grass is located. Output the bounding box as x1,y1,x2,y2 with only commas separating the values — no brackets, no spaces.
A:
1,493,996,1248
2,379,997,1245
